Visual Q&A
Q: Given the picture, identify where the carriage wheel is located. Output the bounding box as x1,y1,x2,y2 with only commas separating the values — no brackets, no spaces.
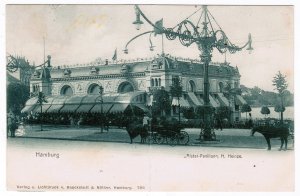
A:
178,131,189,145
166,134,179,146
154,133,164,145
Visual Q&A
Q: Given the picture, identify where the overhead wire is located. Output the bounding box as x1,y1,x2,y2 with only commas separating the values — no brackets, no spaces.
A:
172,7,202,29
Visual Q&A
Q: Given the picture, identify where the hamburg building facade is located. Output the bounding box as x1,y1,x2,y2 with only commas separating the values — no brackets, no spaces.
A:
22,53,247,123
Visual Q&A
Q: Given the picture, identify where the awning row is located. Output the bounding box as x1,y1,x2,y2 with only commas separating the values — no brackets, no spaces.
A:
21,92,147,114
171,93,247,108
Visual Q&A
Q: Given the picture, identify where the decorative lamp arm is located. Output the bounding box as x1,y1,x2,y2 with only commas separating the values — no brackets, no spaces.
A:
214,30,253,54
123,31,154,54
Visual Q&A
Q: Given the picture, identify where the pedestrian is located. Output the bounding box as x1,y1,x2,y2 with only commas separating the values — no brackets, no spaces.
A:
217,118,223,131
69,116,75,126
248,113,253,128
77,115,83,127
143,113,150,132
7,111,17,137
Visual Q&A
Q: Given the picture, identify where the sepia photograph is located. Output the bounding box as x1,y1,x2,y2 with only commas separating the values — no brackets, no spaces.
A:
4,1,295,192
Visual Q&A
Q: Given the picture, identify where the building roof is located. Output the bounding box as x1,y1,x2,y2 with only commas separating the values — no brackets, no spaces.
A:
36,54,240,80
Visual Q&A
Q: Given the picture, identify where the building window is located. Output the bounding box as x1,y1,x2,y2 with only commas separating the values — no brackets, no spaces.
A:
117,81,134,93
219,82,224,92
60,85,73,96
155,78,158,86
88,84,102,95
158,78,161,86
188,80,196,92
32,84,40,93
151,78,154,87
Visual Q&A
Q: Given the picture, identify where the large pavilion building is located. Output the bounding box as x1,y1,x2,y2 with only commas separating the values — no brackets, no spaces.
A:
22,53,247,123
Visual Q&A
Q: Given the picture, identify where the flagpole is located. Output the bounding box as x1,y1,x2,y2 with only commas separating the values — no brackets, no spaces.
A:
43,36,45,65
161,34,164,55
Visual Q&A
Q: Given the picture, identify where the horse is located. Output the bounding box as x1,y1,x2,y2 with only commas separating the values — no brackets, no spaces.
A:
251,125,290,151
126,121,149,144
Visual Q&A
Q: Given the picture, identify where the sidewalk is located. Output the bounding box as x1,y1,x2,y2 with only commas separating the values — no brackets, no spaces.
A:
13,124,294,150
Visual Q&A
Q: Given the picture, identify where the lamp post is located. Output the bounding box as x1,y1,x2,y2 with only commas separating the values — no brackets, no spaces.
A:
37,92,47,131
124,5,253,140
99,86,104,133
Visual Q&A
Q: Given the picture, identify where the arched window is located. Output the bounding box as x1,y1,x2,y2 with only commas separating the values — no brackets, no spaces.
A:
60,85,73,96
155,78,158,86
158,78,161,86
219,82,224,92
188,80,196,92
151,78,154,87
88,84,102,95
117,81,134,93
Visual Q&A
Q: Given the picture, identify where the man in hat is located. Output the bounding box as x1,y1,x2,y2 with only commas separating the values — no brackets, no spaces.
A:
142,113,150,132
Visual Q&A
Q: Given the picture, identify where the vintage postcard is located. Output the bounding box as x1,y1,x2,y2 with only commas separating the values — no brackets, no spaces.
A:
5,3,294,192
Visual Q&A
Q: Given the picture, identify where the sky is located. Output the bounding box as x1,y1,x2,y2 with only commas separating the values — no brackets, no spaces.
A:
6,4,294,92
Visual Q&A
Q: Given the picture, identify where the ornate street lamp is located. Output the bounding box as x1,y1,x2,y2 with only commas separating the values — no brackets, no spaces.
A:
133,6,144,30
124,5,253,140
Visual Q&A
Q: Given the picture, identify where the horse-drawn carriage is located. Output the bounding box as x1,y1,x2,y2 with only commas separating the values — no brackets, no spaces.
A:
126,120,189,146
146,124,189,146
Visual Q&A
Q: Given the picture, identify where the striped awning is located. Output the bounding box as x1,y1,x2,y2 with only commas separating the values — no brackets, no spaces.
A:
217,93,229,107
235,95,247,106
187,92,203,106
172,97,190,108
209,94,220,108
21,97,38,113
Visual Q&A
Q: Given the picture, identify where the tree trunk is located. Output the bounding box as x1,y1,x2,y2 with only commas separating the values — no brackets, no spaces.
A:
280,95,284,124
40,104,43,131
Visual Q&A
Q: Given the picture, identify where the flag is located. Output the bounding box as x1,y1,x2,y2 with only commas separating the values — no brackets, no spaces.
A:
154,18,163,36
112,48,117,61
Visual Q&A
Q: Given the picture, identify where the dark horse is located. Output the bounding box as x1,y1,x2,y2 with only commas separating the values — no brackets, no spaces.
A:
126,121,149,144
251,125,290,151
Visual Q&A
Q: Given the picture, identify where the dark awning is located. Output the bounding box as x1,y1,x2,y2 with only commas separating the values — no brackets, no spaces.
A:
131,103,149,112
76,95,98,113
60,96,85,113
90,103,114,113
109,103,130,113
31,97,55,113
46,96,68,113
21,91,148,114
